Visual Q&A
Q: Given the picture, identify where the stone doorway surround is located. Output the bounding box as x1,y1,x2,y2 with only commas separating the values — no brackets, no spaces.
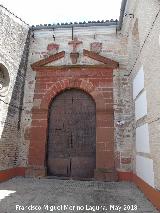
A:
26,49,119,181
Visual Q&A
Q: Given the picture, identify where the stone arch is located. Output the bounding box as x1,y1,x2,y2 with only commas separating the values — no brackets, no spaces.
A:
40,78,106,111
0,63,10,96
28,75,115,180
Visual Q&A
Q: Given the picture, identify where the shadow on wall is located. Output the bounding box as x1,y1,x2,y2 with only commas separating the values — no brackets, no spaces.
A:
0,30,31,180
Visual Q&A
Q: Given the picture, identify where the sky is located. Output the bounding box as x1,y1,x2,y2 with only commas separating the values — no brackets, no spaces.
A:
0,0,122,25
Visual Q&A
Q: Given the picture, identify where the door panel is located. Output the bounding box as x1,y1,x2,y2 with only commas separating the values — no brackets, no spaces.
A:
47,89,96,178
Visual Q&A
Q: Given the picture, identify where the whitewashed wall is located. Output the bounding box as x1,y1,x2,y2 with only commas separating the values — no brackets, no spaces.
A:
136,155,154,188
133,66,144,99
136,124,150,153
135,91,147,120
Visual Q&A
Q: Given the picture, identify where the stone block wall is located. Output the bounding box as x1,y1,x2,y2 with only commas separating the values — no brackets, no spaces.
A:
121,0,160,191
21,25,131,176
0,5,29,171
113,68,133,173
0,1,160,210
26,67,117,180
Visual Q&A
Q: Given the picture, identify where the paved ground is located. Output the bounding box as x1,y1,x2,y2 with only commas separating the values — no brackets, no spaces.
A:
0,177,158,213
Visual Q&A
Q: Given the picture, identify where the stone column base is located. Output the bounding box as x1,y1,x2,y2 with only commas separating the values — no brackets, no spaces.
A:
25,166,46,177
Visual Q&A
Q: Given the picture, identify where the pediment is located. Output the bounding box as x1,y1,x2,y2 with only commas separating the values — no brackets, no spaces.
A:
31,49,119,71
31,51,65,69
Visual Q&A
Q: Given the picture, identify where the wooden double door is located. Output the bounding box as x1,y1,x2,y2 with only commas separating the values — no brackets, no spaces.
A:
47,89,96,178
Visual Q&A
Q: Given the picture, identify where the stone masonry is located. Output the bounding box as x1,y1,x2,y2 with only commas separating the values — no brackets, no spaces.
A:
21,25,130,179
121,0,160,191
0,5,29,170
0,1,160,210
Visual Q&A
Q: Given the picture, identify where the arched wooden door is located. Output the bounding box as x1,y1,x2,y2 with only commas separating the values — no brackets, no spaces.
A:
47,89,96,178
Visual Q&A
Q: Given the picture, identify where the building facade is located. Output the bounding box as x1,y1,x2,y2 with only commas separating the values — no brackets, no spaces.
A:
0,0,160,210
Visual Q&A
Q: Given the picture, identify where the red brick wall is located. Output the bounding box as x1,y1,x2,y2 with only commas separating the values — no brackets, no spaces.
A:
26,66,116,181
0,167,25,182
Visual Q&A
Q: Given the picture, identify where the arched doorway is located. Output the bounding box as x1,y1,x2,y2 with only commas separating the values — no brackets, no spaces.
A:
47,88,96,178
